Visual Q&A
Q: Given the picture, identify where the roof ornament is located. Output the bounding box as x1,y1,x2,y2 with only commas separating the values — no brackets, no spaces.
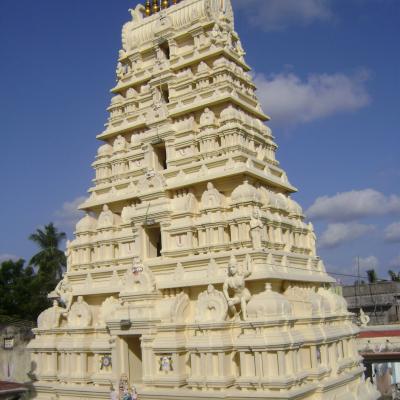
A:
145,0,179,16
145,0,151,16
152,0,160,14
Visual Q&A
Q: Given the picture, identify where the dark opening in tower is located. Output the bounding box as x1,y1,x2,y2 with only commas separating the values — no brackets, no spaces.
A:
160,40,170,60
144,224,162,258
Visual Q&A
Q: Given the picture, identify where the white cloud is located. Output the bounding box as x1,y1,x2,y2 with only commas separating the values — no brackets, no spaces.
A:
353,255,379,270
0,254,20,263
233,0,332,31
254,71,370,125
319,222,374,248
390,255,400,269
307,189,400,222
384,222,400,243
54,196,86,228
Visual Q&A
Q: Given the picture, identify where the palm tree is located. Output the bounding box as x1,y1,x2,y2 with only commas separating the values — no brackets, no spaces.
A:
388,270,400,282
29,223,67,282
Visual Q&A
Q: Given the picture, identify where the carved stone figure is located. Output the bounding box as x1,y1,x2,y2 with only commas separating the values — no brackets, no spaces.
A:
359,308,370,327
199,107,215,126
114,135,127,151
160,356,173,372
98,204,114,228
173,262,185,281
223,255,252,320
50,276,73,312
37,300,64,330
247,283,292,320
121,260,156,294
138,169,166,191
129,4,145,22
98,297,120,327
68,296,92,328
201,182,222,208
195,285,228,322
116,62,124,80
250,209,263,249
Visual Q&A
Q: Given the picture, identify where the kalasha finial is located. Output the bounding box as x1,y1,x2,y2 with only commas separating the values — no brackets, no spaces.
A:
152,0,160,13
145,0,151,16
161,0,169,9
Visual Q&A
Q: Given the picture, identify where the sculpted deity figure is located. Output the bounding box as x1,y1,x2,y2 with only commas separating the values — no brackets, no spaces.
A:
98,204,114,227
65,239,72,270
250,209,264,249
114,135,126,151
200,107,216,126
116,62,124,80
235,39,245,58
52,276,73,312
68,296,92,328
37,300,65,329
201,182,222,208
223,255,252,320
129,4,145,22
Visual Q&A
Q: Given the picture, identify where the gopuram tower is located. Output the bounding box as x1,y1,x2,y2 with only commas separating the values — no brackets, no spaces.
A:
28,1,379,399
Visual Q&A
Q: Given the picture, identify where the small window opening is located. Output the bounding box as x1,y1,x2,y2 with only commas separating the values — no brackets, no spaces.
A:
144,225,162,259
153,142,167,170
160,41,170,60
161,84,170,103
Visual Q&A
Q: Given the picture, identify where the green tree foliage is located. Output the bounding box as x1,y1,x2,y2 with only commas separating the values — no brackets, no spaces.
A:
0,259,50,321
388,270,400,282
366,269,378,283
29,223,66,283
0,223,66,322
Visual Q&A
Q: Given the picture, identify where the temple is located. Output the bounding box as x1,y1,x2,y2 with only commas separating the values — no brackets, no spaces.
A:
28,1,379,399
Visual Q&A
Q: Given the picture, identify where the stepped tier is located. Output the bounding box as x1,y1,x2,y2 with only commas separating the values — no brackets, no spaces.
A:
28,1,379,400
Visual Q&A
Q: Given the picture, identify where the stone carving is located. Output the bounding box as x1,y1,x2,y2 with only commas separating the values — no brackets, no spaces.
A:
247,283,292,320
197,61,210,74
98,297,120,327
121,204,135,223
207,258,219,279
201,182,222,208
317,287,348,315
173,262,185,282
138,169,166,191
98,204,114,228
223,255,252,320
358,308,370,327
195,285,228,323
171,292,190,323
68,296,92,328
37,300,64,330
50,276,73,312
113,135,127,151
199,107,215,126
250,209,264,249
116,62,124,80
128,4,145,22
159,356,173,372
158,292,189,323
126,87,137,98
121,260,156,294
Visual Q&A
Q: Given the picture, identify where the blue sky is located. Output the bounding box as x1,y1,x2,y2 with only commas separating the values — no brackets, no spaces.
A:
0,0,399,283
